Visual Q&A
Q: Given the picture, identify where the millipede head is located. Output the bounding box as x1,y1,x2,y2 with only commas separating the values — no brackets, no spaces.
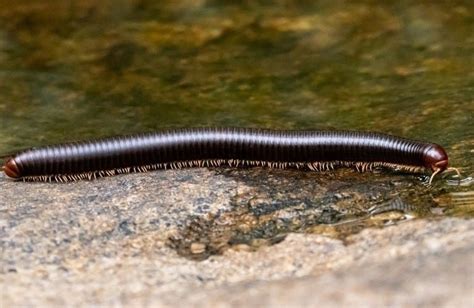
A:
423,144,448,173
2,158,21,179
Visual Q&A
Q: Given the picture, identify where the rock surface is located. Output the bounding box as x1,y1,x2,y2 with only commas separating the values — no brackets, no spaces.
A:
1,170,473,307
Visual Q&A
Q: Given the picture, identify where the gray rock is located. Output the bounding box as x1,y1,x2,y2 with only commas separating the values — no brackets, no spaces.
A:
1,170,473,307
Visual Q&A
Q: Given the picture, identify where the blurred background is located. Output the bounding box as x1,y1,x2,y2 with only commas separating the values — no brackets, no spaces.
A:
0,1,471,142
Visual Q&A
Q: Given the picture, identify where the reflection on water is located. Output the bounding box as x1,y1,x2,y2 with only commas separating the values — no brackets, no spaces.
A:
437,190,474,217
168,175,428,260
0,1,473,218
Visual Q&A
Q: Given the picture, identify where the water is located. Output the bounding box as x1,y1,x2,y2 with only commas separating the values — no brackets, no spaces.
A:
0,1,473,221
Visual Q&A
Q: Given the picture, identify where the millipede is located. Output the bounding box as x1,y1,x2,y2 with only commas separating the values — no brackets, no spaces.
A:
1,128,460,183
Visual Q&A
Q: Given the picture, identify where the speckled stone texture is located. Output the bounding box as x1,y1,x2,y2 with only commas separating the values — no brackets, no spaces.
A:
1,169,473,307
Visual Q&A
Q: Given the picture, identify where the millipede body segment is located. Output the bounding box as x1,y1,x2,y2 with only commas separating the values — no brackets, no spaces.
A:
2,128,449,182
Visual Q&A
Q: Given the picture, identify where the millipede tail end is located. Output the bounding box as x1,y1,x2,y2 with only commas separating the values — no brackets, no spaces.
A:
3,158,21,179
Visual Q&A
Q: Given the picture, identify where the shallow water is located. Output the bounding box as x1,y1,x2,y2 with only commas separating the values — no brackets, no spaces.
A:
0,1,473,223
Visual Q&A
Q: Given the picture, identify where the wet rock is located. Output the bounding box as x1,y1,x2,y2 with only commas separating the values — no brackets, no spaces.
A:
1,170,473,307
179,224,474,307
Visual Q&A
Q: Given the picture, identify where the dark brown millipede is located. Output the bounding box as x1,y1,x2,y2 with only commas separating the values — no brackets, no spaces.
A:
1,128,460,183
